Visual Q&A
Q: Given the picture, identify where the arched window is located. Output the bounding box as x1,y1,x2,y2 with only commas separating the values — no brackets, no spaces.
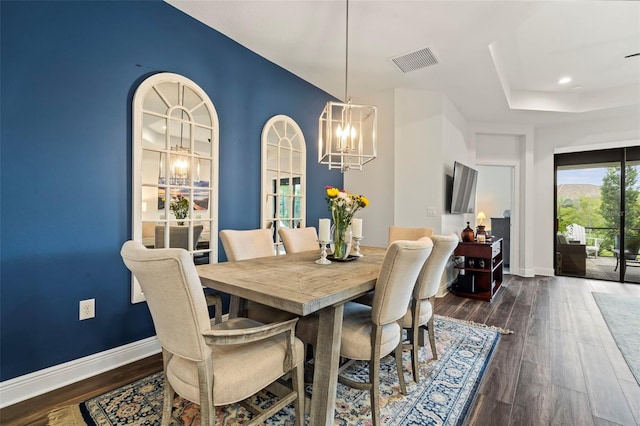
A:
261,115,306,253
131,73,219,302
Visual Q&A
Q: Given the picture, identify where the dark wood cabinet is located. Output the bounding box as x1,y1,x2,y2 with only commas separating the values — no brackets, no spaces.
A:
451,238,503,302
491,217,510,267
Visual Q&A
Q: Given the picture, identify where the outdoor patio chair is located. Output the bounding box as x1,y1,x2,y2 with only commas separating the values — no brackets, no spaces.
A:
566,223,601,258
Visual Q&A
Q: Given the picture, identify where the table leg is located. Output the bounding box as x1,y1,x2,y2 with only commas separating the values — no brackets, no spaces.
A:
309,304,344,426
228,295,248,319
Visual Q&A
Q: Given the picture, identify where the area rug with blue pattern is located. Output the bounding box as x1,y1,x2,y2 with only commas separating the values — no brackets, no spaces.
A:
49,316,503,426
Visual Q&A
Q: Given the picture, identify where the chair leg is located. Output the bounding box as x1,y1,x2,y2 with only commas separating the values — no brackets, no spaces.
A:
197,361,216,426
161,374,174,426
411,325,420,383
427,316,437,361
205,292,223,325
370,357,381,426
394,343,407,395
292,362,305,426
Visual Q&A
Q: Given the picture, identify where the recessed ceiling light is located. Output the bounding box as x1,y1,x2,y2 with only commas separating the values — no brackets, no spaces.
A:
558,76,572,85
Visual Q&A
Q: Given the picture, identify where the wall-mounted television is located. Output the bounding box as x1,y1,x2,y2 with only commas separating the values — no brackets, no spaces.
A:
450,161,478,214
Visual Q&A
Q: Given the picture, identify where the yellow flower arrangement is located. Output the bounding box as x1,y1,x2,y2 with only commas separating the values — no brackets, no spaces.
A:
325,186,369,258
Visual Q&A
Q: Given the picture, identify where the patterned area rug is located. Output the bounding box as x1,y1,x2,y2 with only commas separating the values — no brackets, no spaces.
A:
592,292,640,385
49,316,501,426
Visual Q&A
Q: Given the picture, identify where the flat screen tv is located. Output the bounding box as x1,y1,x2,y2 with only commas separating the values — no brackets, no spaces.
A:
450,161,478,214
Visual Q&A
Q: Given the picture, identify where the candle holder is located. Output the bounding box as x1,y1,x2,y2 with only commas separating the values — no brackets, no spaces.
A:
316,240,331,264
352,236,364,257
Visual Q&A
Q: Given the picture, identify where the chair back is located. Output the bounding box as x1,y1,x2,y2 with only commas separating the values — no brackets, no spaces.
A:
388,226,434,244
279,227,319,253
155,225,204,250
566,223,586,244
220,228,274,261
120,241,210,361
413,234,459,300
371,239,433,326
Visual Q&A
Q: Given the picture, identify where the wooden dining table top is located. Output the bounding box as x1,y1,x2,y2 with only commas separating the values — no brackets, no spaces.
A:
196,246,387,316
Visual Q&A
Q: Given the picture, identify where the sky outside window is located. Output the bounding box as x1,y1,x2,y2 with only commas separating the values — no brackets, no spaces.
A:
557,168,608,186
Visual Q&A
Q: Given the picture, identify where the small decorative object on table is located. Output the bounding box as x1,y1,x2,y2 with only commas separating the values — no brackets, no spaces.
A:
461,222,475,242
324,185,369,260
316,218,331,264
476,211,486,236
351,218,364,257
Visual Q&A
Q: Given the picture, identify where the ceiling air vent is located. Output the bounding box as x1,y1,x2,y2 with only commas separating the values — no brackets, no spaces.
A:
391,47,439,73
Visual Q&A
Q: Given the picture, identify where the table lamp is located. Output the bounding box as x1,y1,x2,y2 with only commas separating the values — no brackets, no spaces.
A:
476,212,487,240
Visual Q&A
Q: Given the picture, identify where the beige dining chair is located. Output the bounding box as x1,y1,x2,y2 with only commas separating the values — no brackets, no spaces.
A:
278,227,319,253
155,225,204,250
219,229,297,323
388,226,434,244
155,224,222,324
402,234,459,382
120,241,305,426
296,239,433,426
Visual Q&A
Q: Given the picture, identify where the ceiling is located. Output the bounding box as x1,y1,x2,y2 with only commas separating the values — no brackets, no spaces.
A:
166,0,640,127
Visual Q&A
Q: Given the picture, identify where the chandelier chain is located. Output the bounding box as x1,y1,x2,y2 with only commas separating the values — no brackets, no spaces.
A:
344,0,349,103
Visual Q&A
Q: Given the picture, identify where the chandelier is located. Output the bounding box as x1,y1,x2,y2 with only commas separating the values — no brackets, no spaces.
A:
318,0,377,172
169,111,190,185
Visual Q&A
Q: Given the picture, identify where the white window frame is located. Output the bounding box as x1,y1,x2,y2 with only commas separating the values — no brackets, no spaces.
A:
261,115,306,253
131,73,219,303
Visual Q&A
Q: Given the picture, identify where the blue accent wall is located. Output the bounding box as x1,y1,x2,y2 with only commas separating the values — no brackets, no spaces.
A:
0,0,341,381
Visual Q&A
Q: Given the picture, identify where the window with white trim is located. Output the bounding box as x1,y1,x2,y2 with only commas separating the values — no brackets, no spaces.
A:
261,115,306,253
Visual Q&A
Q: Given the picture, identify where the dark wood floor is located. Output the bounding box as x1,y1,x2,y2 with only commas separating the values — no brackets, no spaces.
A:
2,275,639,425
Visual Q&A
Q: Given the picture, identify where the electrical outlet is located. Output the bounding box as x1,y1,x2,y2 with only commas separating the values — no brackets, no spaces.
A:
79,298,95,320
426,206,437,217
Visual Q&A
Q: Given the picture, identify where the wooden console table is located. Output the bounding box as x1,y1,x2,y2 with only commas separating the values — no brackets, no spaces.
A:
452,238,503,302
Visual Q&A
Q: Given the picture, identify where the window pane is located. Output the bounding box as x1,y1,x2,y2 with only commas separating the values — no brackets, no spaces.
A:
182,85,203,111
194,126,213,157
280,148,291,172
142,149,163,185
143,88,168,114
142,114,166,150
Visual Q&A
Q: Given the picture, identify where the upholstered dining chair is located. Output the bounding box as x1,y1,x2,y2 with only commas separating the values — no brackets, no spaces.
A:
388,226,434,244
296,239,433,426
155,225,204,250
219,229,297,323
401,234,459,382
278,227,319,253
120,241,305,426
155,224,222,324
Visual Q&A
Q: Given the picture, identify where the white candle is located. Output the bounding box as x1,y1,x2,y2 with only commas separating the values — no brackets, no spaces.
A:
352,218,363,238
319,219,330,241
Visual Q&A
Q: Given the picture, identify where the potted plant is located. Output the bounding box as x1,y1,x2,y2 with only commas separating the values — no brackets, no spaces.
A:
625,232,640,260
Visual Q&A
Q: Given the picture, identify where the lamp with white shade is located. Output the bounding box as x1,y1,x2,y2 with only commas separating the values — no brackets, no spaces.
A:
476,211,487,240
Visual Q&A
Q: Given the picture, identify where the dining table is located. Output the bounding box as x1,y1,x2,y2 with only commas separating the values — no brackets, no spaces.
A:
196,245,387,426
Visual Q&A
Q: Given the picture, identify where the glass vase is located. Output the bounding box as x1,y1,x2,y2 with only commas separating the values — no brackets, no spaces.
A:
330,223,352,260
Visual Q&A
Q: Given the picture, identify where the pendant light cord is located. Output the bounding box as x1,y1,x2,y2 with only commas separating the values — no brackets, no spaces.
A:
344,0,349,103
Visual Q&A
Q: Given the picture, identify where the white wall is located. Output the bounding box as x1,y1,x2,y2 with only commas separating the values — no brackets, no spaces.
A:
441,95,474,236
347,89,472,247
477,165,512,226
345,89,396,247
394,89,444,231
348,91,639,280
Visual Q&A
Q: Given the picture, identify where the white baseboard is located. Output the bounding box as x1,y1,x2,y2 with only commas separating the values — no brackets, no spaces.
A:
535,267,556,277
0,336,161,408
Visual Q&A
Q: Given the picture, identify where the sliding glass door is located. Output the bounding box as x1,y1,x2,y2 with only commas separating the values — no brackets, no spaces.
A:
555,146,640,283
